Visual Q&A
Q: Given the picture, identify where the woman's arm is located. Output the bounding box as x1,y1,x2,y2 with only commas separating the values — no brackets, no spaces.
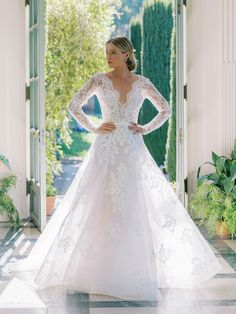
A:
141,78,172,135
67,74,100,133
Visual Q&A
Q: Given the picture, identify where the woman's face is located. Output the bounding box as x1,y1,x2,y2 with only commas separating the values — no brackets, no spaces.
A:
105,42,128,69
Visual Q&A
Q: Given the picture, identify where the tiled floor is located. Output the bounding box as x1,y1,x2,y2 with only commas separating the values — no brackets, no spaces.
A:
0,218,236,313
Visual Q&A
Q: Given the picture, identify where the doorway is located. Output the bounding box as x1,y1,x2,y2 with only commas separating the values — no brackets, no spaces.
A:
26,0,187,231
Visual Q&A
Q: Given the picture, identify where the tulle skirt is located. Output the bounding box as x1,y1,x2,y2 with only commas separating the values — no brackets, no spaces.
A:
5,124,222,301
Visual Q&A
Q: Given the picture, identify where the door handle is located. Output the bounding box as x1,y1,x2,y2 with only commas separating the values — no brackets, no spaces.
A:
179,128,184,143
31,128,40,137
30,129,50,137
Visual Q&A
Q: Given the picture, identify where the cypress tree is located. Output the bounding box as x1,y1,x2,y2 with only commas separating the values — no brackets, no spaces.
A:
129,16,142,75
139,0,173,166
165,7,176,181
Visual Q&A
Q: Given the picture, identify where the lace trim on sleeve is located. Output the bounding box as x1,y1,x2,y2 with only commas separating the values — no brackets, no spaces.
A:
67,73,100,133
141,77,171,135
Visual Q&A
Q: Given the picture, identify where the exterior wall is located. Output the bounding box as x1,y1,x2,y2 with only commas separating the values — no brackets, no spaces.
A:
186,0,236,202
0,1,28,219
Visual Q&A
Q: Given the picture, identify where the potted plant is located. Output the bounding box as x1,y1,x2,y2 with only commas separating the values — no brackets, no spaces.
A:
190,140,236,238
46,184,57,216
0,154,21,226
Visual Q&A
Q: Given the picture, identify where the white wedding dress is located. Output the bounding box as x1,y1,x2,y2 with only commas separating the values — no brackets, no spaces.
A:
5,72,221,301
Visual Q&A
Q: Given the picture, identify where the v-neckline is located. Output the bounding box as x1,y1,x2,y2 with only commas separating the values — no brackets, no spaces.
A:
103,72,141,107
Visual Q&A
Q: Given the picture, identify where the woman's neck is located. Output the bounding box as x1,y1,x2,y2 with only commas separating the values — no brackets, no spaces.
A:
110,68,132,79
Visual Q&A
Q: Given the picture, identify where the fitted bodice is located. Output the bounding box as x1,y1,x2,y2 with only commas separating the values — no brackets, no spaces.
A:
96,73,146,124
68,72,171,135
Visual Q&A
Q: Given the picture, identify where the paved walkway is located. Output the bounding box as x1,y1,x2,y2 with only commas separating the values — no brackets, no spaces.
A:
54,158,82,195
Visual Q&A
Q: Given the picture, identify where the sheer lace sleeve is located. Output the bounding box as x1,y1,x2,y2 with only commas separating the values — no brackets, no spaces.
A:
67,73,100,133
141,77,171,135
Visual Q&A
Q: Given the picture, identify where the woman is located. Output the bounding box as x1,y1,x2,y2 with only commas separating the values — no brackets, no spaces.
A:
5,36,221,301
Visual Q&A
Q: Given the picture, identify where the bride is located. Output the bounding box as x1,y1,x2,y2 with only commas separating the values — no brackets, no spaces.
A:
5,36,221,301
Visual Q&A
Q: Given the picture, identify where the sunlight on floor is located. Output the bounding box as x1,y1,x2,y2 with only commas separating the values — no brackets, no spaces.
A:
0,222,236,313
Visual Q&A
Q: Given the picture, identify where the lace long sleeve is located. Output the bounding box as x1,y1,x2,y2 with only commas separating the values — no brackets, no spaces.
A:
67,74,100,133
141,78,171,135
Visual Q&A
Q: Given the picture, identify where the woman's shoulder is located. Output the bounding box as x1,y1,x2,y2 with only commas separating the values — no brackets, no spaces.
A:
139,75,155,89
90,72,104,79
88,72,105,86
138,74,150,81
134,74,152,89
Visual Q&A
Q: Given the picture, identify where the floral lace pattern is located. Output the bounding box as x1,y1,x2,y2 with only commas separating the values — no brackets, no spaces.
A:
141,77,172,135
67,72,172,135
162,214,176,234
67,73,101,133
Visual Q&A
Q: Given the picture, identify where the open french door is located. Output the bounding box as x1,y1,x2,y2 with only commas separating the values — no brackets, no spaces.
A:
26,0,46,231
176,0,188,206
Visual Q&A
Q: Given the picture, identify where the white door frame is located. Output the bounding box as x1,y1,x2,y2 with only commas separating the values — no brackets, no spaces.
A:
176,0,188,206
27,0,46,231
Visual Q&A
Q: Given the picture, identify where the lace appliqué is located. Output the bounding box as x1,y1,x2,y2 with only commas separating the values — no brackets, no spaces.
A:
191,256,213,279
162,214,176,234
67,73,101,133
104,162,129,216
141,77,172,135
57,236,74,254
156,244,172,263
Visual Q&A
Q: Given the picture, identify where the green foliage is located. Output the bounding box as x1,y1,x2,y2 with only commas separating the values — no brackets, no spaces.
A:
191,183,227,236
46,185,57,197
165,1,176,181
197,141,236,195
139,0,173,166
190,140,236,237
45,0,117,186
223,193,236,237
130,16,142,74
0,155,21,226
62,131,94,158
191,182,236,238
62,114,102,158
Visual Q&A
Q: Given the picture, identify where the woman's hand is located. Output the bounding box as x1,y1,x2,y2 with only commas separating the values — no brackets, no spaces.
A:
96,121,116,134
128,122,145,134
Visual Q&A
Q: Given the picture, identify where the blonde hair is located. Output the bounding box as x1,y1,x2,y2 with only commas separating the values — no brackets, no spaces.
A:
106,37,137,72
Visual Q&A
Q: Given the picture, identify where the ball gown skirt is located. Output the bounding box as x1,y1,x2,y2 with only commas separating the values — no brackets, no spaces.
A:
4,72,222,301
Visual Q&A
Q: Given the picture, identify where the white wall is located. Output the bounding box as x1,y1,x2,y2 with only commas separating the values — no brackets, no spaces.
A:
0,1,27,220
187,0,236,201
